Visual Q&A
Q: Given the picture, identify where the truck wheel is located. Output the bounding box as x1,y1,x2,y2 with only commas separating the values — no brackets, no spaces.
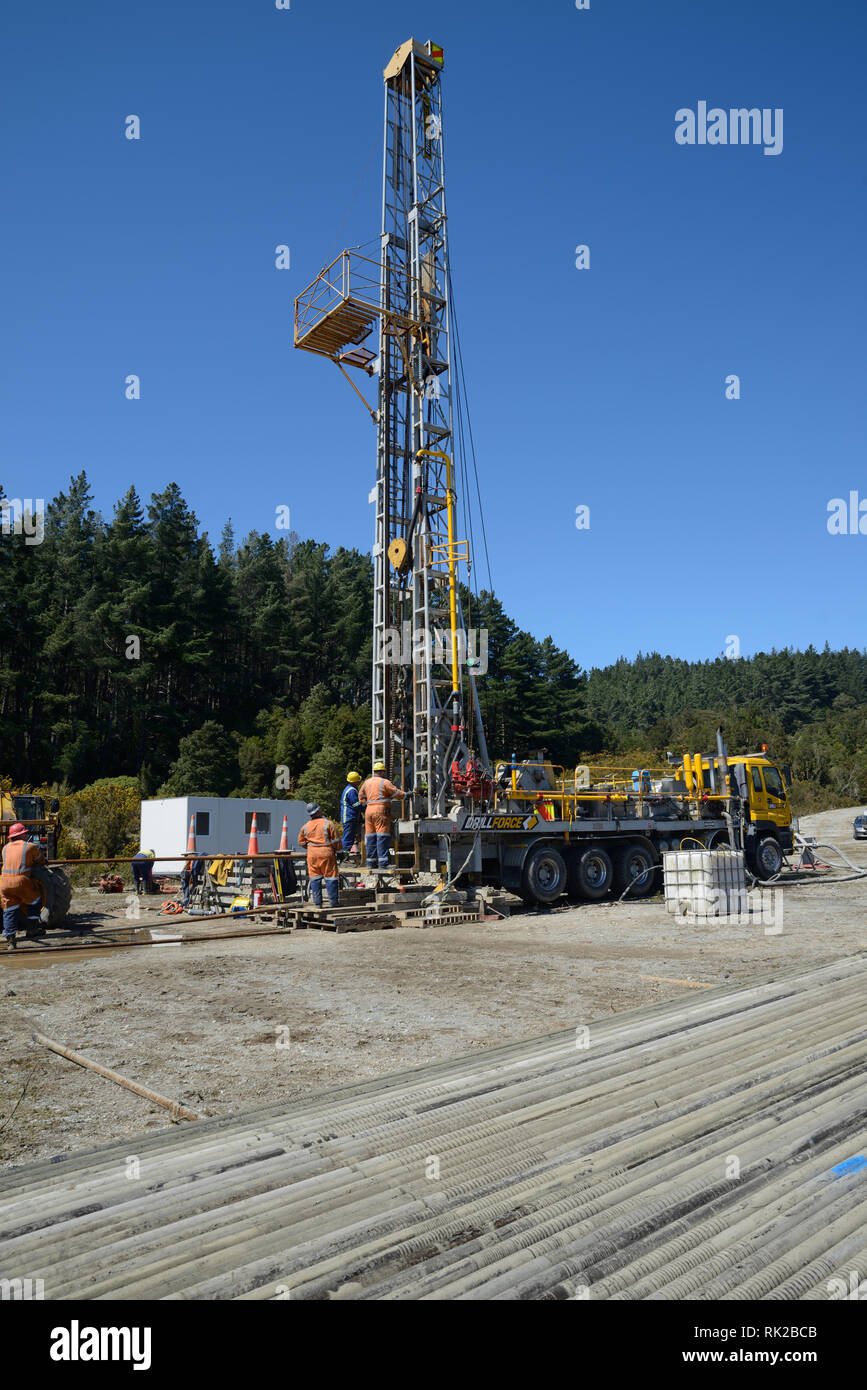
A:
568,845,614,902
750,836,783,881
614,842,658,899
40,868,72,928
520,846,567,906
707,830,732,850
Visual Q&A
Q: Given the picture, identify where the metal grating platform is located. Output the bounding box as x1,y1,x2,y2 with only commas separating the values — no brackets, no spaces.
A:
295,296,378,363
294,249,421,368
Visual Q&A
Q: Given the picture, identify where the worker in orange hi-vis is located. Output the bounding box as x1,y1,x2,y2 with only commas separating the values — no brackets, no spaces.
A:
359,762,404,869
1,823,47,949
297,803,340,908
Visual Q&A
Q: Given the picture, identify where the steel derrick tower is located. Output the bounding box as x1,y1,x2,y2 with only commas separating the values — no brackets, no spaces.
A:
295,38,488,819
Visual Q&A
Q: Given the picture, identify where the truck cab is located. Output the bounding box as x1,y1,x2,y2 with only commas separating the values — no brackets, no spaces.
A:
0,790,62,860
696,752,793,876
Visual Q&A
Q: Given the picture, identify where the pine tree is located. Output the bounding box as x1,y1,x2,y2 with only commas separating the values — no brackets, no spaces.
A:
159,722,239,797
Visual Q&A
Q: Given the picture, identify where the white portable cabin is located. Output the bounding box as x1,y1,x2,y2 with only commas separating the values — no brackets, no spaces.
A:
140,797,308,875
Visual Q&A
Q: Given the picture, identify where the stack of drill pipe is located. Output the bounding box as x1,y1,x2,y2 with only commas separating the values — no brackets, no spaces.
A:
2,954,867,1300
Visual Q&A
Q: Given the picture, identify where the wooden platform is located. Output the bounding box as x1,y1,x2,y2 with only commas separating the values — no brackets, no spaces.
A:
294,898,484,933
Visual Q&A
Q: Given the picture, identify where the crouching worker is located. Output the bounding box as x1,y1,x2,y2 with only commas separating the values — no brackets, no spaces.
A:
359,762,404,870
1,824,47,949
131,848,156,896
298,803,340,908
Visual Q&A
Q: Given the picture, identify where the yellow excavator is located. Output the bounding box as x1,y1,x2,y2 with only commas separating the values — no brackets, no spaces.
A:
0,788,72,926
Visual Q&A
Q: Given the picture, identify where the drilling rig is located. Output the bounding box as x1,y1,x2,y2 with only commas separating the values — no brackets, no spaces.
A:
295,37,489,822
294,39,793,902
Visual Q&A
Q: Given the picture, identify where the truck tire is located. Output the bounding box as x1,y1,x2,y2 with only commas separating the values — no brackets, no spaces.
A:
614,841,658,899
568,845,614,902
707,830,733,850
750,835,783,881
39,868,72,928
520,845,568,906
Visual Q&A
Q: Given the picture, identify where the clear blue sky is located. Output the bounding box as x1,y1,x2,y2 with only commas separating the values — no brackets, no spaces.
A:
3,0,864,670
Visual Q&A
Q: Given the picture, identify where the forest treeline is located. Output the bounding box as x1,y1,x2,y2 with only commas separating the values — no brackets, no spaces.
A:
2,475,866,817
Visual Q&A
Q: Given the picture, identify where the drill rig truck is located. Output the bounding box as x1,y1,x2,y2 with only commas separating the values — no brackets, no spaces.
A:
294,38,794,906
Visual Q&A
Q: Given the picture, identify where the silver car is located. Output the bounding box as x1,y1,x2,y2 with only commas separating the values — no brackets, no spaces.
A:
854,815,867,841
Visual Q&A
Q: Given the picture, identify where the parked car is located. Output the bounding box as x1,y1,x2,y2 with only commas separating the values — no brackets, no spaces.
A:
854,815,867,841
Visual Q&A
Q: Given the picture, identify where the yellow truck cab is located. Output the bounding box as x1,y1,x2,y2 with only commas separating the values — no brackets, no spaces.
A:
694,752,794,878
0,789,62,860
0,788,71,926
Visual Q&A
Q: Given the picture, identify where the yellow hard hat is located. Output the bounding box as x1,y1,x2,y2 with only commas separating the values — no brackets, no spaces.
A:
347,771,362,784
373,761,386,773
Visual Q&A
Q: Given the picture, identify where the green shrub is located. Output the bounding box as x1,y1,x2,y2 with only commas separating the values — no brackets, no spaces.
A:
60,777,141,860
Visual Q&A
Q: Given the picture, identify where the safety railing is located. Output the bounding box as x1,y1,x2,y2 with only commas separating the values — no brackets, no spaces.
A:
493,760,733,824
294,249,422,349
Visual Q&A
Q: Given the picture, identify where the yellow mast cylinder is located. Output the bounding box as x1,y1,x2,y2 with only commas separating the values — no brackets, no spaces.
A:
416,449,461,704
444,454,460,698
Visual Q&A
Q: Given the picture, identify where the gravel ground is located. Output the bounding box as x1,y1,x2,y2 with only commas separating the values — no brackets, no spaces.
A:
1,806,864,1169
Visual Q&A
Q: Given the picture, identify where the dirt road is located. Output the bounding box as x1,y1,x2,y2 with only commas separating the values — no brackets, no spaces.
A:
1,807,864,1168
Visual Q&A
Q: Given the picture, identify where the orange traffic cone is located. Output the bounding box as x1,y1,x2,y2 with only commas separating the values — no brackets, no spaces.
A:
186,815,196,853
247,812,259,856
278,815,289,852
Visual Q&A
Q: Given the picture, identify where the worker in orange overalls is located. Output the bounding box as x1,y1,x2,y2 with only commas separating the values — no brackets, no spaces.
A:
1,823,47,949
297,803,340,908
359,762,404,869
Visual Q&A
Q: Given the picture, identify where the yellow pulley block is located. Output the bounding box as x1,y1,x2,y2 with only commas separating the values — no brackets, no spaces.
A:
388,537,408,570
